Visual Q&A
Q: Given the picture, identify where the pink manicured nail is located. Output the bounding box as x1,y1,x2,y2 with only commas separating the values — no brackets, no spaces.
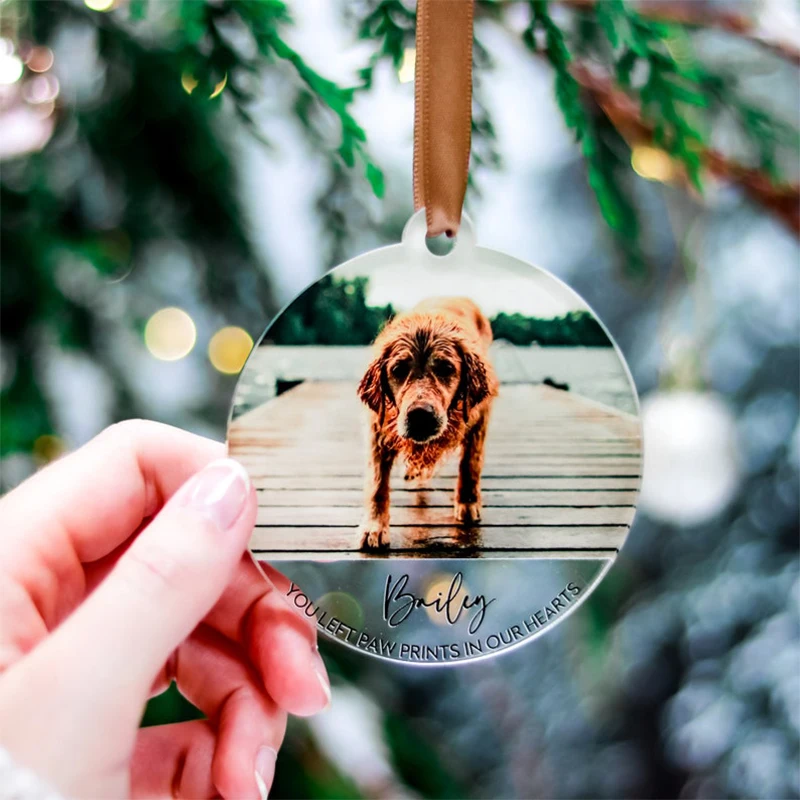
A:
312,650,332,708
178,459,251,531
254,746,277,800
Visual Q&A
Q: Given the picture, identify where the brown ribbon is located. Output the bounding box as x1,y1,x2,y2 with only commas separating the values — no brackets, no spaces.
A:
413,0,474,238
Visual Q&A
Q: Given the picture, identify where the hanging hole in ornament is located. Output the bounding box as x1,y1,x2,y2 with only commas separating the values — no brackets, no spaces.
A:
400,209,476,263
424,232,456,257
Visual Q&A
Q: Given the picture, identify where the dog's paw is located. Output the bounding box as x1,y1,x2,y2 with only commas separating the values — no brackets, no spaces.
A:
455,500,482,525
358,517,391,550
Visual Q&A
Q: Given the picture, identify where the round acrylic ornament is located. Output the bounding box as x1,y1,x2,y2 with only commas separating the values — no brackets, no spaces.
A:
228,210,642,664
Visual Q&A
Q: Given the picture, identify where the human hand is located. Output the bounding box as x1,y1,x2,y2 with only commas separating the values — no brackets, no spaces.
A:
0,421,331,799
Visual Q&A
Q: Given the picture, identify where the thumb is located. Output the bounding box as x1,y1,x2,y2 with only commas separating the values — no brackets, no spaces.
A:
48,457,256,710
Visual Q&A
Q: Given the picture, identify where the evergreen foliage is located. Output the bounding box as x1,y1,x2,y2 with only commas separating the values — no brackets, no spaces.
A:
524,0,798,269
0,5,797,798
1,0,796,456
269,276,610,347
525,1,642,268
491,309,610,347
268,275,395,346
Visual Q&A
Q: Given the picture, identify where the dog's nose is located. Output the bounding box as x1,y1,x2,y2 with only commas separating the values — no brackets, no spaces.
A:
405,404,440,442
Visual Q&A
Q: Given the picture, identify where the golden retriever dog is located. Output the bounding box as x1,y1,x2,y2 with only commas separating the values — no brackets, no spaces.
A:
357,297,499,550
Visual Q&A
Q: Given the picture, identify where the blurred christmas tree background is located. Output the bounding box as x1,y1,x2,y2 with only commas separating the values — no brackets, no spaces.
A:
1,0,799,798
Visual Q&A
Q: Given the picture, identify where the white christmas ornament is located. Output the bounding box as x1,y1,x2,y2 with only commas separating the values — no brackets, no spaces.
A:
639,390,740,526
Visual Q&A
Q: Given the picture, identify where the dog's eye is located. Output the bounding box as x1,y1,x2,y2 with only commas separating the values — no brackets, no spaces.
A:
391,361,411,380
433,360,456,378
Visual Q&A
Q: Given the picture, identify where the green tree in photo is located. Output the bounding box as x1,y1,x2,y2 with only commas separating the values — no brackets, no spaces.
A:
269,276,611,347
269,275,395,346
491,310,611,346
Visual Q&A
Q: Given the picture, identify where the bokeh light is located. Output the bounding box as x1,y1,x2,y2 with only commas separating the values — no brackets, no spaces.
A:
398,47,415,83
665,35,695,70
209,73,227,99
208,326,253,374
316,591,365,631
84,0,115,11
22,74,59,104
26,46,54,73
0,53,23,85
631,145,676,182
33,434,66,465
181,71,199,95
181,71,227,98
144,307,197,361
423,572,472,626
639,389,741,526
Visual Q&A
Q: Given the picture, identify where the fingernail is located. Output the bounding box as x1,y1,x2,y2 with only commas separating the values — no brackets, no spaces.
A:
179,458,251,531
313,651,332,708
254,746,277,800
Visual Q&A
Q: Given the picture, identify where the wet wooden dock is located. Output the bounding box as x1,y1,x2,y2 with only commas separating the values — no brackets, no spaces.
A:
228,382,641,559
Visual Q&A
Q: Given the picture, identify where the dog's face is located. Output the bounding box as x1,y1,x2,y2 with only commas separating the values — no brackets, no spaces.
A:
385,333,462,442
359,319,490,442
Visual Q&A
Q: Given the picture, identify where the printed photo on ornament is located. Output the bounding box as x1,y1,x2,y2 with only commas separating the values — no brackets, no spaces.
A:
228,255,641,559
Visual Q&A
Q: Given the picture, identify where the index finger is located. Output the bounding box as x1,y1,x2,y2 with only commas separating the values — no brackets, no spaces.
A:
0,420,223,566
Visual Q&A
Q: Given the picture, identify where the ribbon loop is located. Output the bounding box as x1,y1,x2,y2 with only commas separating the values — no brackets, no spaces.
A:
413,0,474,238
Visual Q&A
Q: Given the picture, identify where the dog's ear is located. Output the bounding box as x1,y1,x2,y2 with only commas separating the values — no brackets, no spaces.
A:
458,347,490,422
358,350,394,426
358,354,384,414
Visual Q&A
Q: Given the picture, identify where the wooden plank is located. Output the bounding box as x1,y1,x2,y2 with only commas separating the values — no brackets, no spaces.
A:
249,525,627,551
228,381,641,557
239,463,642,478
230,383,640,425
245,460,643,472
251,528,626,550
255,505,633,527
251,476,642,490
257,489,640,507
251,549,617,561
232,418,636,433
244,459,642,472
235,449,642,461
532,387,639,424
233,442,641,455
233,434,642,445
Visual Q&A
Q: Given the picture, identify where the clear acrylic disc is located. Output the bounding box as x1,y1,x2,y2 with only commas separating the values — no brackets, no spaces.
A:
228,210,641,663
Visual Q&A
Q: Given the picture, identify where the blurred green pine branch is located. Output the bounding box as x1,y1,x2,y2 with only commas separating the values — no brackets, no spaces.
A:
525,0,643,274
524,0,798,274
3,0,798,462
356,0,415,90
595,0,706,188
166,0,386,197
353,0,502,198
268,274,611,346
